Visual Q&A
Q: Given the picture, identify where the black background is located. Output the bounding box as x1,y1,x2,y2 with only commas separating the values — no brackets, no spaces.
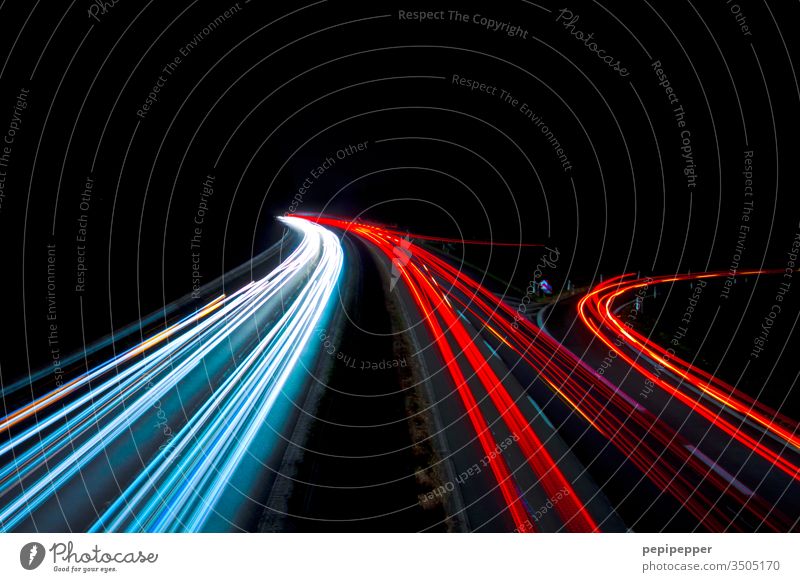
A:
1,0,798,407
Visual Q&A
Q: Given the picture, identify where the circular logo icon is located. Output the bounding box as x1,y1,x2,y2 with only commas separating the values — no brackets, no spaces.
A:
20,542,46,570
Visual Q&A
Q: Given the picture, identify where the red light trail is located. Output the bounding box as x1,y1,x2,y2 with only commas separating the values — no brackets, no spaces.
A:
302,215,597,532
579,272,800,479
297,215,797,532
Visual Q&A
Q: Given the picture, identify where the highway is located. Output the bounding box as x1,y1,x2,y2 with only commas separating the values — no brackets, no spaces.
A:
531,272,799,531
299,216,799,532
303,216,625,532
0,217,342,532
2,212,796,533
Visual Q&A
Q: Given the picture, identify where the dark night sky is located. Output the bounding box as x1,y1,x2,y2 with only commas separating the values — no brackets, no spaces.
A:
1,0,799,391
